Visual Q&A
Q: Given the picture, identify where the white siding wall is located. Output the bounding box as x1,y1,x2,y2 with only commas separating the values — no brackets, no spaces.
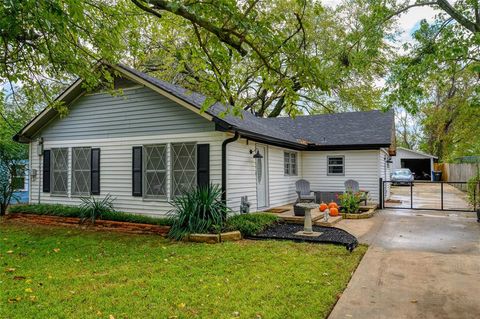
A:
226,139,257,212
379,149,391,199
302,150,381,203
268,146,301,207
226,138,301,212
28,84,224,217
29,132,224,216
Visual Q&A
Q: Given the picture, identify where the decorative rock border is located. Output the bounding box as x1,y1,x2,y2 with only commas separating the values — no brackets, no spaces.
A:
341,206,376,219
5,213,171,236
187,231,242,243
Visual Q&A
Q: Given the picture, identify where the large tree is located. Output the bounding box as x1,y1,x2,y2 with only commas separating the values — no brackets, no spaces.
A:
130,0,393,116
385,1,480,160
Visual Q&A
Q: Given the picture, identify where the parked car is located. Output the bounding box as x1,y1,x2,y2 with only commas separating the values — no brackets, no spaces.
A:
391,169,414,185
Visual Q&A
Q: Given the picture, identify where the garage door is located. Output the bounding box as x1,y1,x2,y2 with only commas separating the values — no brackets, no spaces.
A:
401,159,431,180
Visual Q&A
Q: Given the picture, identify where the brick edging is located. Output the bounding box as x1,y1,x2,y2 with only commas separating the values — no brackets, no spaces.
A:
5,213,171,236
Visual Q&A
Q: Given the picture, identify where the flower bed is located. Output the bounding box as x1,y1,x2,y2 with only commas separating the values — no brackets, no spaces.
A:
341,205,377,219
5,213,171,236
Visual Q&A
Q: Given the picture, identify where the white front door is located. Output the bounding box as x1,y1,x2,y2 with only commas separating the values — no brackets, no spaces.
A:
255,145,268,209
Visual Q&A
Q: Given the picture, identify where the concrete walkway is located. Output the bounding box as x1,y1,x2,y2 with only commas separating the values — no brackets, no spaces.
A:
329,209,480,319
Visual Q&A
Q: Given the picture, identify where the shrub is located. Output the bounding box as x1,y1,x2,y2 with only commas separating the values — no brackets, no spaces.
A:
168,185,229,240
338,192,361,214
225,213,278,237
7,203,172,226
79,194,115,224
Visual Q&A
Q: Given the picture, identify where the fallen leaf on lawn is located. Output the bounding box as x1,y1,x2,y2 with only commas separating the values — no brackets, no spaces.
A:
53,248,60,253
25,279,32,284
96,311,102,316
232,311,240,317
177,303,186,309
29,295,37,302
6,250,13,254
13,276,26,280
48,275,53,279
109,315,115,319
8,297,21,303
25,288,33,293
5,268,16,272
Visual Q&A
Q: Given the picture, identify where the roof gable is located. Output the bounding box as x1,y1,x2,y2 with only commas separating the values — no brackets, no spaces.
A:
15,63,395,151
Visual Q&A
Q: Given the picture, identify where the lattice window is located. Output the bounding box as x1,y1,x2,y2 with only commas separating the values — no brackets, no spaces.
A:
171,143,196,197
72,147,91,196
51,148,69,195
143,145,167,198
284,152,297,176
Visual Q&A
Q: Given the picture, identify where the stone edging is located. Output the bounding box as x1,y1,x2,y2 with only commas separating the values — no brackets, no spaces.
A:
341,207,376,219
187,231,242,243
5,213,171,236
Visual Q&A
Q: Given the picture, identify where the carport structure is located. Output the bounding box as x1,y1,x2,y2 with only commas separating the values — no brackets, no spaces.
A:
391,147,437,180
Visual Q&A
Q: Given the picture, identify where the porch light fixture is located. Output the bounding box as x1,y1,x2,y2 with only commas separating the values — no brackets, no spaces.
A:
250,148,263,159
386,156,393,164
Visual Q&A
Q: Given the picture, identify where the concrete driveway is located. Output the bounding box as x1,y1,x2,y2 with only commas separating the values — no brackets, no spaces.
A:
330,209,480,319
386,183,472,212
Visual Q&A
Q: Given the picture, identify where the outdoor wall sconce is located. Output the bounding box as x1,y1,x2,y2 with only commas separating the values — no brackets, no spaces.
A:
37,137,44,156
386,157,393,163
249,148,263,159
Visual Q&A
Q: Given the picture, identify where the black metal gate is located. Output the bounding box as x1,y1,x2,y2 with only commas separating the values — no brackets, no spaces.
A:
379,178,478,212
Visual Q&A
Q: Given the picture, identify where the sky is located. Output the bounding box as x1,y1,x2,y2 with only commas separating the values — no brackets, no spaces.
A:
323,0,440,45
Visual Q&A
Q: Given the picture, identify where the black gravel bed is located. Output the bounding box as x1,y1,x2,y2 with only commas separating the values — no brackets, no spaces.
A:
247,223,359,252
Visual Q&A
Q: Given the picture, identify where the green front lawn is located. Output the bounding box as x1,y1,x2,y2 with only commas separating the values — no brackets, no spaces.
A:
0,221,366,319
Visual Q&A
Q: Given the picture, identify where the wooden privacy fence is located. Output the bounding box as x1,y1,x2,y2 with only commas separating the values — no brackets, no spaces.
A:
435,163,480,191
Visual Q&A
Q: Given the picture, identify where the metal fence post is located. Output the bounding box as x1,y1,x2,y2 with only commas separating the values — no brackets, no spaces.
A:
379,178,384,209
410,181,413,209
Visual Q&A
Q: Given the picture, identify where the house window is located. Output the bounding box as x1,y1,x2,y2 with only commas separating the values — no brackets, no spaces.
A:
51,148,69,195
171,143,197,197
327,156,345,176
143,145,167,199
284,152,297,176
12,164,27,191
72,147,91,196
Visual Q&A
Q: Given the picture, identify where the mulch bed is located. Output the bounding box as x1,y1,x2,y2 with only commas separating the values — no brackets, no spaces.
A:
5,213,170,236
247,223,358,252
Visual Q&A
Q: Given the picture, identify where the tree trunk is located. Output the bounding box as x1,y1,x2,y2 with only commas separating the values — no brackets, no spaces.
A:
0,203,7,216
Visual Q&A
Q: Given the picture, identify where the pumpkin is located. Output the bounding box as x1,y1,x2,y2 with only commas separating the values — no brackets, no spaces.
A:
319,202,328,212
329,207,339,216
328,201,339,209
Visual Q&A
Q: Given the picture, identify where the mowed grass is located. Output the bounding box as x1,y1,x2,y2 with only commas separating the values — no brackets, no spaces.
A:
0,221,366,319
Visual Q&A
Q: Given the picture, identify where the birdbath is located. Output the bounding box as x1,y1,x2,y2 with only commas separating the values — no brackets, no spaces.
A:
295,202,320,236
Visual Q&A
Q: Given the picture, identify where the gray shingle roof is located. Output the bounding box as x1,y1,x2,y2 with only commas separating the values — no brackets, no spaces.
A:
120,64,394,149
15,63,394,149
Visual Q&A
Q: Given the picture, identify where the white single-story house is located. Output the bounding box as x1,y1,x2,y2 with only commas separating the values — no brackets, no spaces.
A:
14,63,396,216
391,147,437,180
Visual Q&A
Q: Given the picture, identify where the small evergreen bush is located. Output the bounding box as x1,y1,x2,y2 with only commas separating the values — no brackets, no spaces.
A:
225,213,278,236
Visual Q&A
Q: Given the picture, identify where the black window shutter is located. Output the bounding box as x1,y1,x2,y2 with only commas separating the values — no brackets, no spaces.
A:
90,148,100,195
197,144,210,188
42,150,51,192
132,146,143,196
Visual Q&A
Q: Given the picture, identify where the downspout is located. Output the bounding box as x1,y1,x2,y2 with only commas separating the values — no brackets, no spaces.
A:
222,131,240,203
